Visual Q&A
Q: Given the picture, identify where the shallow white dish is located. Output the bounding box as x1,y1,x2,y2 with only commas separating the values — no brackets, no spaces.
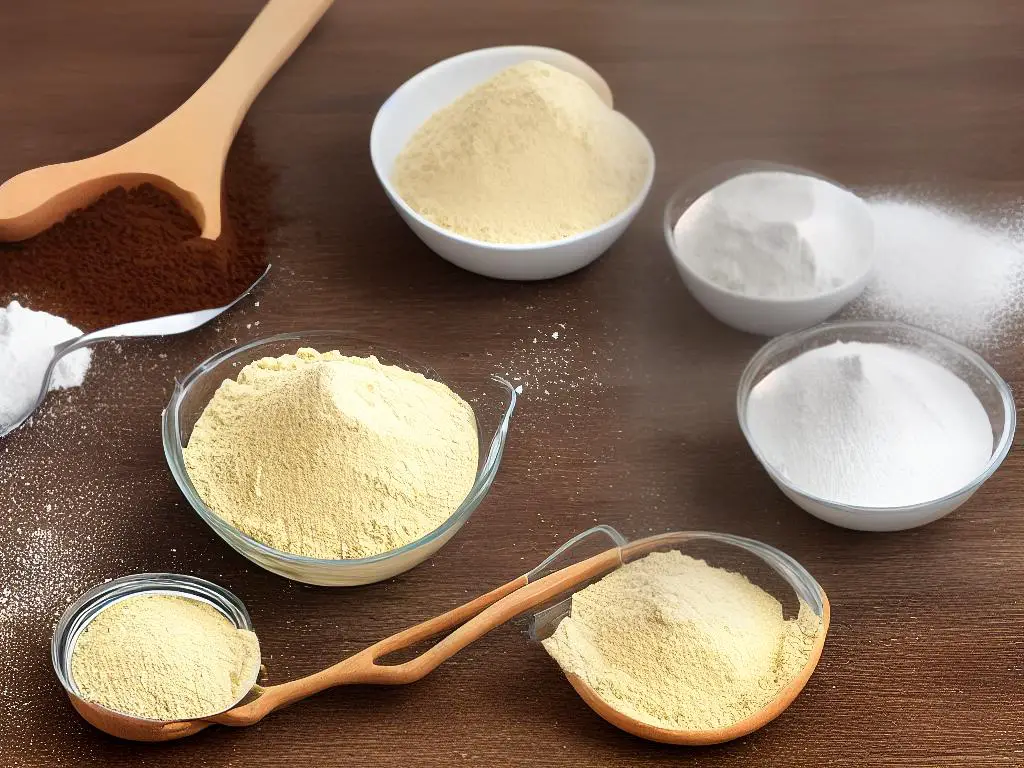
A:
665,161,874,336
737,321,1016,531
370,46,655,281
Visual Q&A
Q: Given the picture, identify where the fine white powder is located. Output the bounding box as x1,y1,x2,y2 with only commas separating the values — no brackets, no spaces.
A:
0,301,91,427
674,171,870,298
746,341,993,508
850,199,1024,347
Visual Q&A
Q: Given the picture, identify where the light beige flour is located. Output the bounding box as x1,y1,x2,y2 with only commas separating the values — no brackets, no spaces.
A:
392,60,650,244
542,551,821,732
183,349,479,559
70,594,260,720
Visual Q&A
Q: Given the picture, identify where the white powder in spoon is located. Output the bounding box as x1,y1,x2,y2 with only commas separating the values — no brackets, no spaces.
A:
746,340,993,508
0,301,91,428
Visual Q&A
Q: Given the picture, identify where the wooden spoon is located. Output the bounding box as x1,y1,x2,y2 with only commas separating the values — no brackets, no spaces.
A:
62,530,829,744
0,0,334,242
65,547,624,742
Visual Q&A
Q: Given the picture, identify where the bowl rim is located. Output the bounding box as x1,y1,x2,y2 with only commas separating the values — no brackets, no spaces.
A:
736,319,1017,515
369,45,656,252
51,572,256,721
663,159,875,305
162,330,516,571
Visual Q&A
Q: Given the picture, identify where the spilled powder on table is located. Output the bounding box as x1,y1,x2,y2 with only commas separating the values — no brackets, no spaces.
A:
844,191,1024,349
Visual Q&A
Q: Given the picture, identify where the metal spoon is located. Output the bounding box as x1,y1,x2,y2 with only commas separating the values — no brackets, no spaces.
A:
0,265,269,438
56,526,829,743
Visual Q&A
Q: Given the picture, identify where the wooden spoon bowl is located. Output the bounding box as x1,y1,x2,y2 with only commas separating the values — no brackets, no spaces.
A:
0,0,334,243
563,598,830,745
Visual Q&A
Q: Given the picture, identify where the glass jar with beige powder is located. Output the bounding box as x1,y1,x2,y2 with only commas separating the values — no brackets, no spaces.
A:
163,331,517,586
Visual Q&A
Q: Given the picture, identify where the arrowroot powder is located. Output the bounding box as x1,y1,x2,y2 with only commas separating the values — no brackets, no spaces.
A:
70,594,260,720
391,60,650,244
745,341,993,507
183,348,479,559
542,551,820,732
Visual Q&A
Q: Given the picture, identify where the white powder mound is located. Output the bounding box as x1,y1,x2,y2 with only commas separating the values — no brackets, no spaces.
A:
746,341,993,508
675,172,870,299
853,200,1024,346
0,301,91,427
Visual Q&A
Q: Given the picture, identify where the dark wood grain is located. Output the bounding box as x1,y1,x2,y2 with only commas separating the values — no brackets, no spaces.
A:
2,1,1024,765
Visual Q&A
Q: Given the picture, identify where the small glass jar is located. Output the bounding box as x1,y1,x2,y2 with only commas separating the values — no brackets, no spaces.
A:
52,573,256,740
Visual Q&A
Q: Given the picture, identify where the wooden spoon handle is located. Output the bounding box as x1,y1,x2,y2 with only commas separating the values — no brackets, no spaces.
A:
170,0,334,139
223,548,622,723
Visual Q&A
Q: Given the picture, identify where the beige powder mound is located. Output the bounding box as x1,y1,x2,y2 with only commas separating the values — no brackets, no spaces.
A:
391,60,650,244
183,349,479,559
542,551,821,732
71,594,260,721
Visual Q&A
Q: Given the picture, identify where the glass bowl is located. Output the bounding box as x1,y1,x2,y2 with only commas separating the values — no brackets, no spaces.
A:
737,320,1016,531
162,331,517,586
52,573,255,741
664,160,874,336
526,527,828,744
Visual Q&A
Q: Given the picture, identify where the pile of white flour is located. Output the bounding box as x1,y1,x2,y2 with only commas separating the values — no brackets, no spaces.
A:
0,301,91,428
673,171,870,299
745,340,993,508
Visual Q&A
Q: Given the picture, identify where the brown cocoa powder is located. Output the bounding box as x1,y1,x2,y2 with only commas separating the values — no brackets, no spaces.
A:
0,129,275,331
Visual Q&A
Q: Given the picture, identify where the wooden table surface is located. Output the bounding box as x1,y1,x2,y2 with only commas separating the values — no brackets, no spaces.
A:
2,1,1024,765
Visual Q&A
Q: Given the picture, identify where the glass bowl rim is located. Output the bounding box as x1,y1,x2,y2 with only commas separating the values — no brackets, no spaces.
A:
663,158,875,305
162,330,515,569
736,319,1017,515
51,572,254,721
526,527,827,642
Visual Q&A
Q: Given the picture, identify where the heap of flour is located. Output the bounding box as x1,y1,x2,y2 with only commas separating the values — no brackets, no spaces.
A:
674,172,871,299
745,341,993,507
392,60,650,244
71,593,259,720
0,300,91,428
183,348,479,559
542,550,820,732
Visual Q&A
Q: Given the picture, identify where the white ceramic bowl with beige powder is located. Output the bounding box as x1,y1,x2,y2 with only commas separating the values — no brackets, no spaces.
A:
163,331,517,586
370,46,656,280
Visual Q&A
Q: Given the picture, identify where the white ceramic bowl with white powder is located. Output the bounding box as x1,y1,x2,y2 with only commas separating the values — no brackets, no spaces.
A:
370,46,655,280
665,162,874,336
737,321,1015,531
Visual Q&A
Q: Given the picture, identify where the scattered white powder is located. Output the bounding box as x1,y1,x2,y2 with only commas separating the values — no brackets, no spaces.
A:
497,321,601,400
674,172,870,298
746,341,993,507
0,301,91,428
851,199,1024,346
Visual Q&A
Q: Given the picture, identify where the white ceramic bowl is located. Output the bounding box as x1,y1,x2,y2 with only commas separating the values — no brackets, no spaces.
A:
665,161,874,336
370,46,656,281
737,321,1016,531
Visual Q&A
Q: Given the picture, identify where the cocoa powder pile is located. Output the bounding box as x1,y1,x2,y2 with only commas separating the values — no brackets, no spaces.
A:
0,129,275,331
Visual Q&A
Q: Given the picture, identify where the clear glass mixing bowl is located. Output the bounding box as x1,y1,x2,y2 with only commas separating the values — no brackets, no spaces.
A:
162,331,517,586
737,320,1016,531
